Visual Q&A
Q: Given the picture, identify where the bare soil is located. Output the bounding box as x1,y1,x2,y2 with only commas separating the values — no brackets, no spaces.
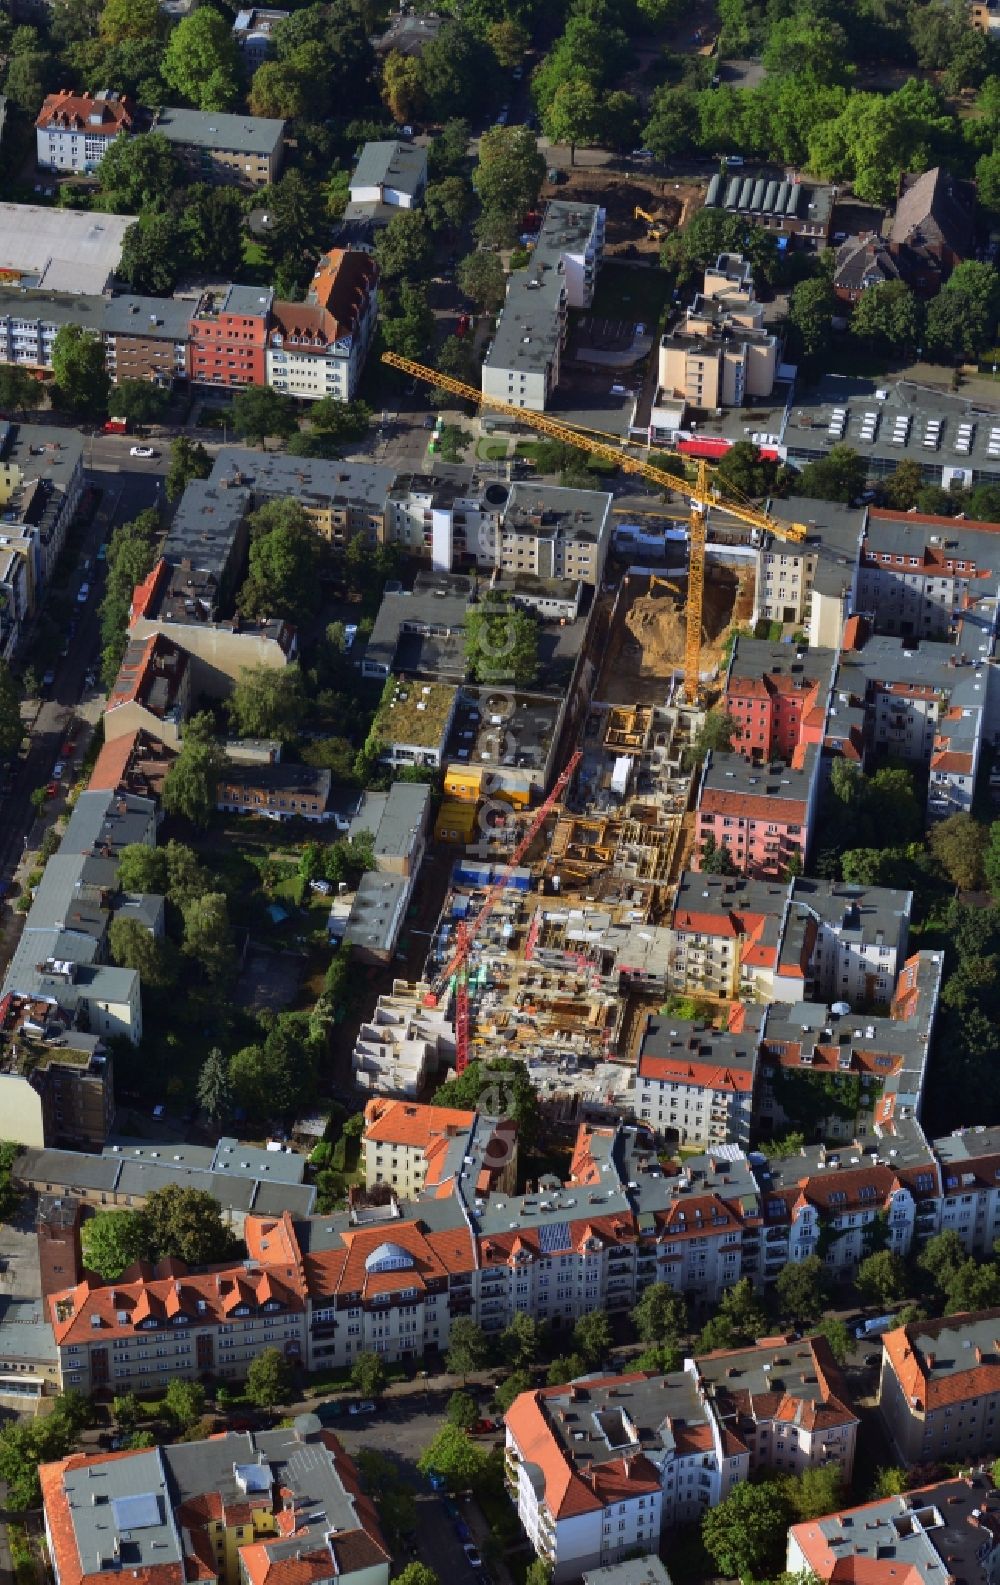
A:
541,167,704,259
599,567,755,703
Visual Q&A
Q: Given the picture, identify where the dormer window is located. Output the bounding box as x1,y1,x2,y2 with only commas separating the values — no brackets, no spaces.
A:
234,1304,250,1316
172,1313,189,1325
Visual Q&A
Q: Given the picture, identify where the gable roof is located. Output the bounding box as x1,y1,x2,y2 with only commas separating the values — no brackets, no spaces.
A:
890,168,975,259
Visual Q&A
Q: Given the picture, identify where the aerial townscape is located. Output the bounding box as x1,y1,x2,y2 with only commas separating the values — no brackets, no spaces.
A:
9,4,1000,1585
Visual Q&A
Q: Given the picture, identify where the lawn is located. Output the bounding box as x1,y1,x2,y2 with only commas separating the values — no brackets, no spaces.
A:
590,260,674,326
476,438,510,460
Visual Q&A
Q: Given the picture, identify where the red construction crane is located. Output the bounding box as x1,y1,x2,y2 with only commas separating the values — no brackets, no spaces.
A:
425,748,583,1073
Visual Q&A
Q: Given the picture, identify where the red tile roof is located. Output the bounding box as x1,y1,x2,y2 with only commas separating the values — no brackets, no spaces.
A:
37,90,134,132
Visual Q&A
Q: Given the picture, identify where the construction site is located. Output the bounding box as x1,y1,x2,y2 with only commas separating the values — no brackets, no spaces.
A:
597,566,756,706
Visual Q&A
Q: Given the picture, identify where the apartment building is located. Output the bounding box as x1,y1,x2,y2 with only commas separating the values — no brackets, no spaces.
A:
0,994,114,1149
188,285,274,389
653,253,779,420
483,201,604,412
50,1256,308,1393
216,763,332,820
362,1098,517,1198
0,537,32,658
212,448,393,551
775,877,912,1008
786,1473,1000,1585
879,1308,1000,1465
105,633,191,749
371,677,459,771
41,1421,390,1585
267,249,378,402
635,1006,764,1148
856,508,1000,644
0,419,84,588
667,871,790,1001
694,745,820,879
35,90,133,172
724,639,835,765
102,294,190,386
833,624,989,820
753,499,864,648
153,108,285,187
505,1337,856,1582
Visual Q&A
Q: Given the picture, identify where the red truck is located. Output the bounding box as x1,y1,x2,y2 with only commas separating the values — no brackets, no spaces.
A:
102,416,128,434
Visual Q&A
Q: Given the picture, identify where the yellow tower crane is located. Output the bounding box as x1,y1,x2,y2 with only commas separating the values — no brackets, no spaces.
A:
382,351,809,702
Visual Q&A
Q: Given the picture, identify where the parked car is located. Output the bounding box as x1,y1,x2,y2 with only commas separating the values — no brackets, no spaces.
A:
45,781,59,799
77,582,90,604
454,1520,472,1543
129,445,155,458
471,1418,498,1435
428,1472,447,1491
349,1400,376,1416
52,760,66,780
463,1545,483,1568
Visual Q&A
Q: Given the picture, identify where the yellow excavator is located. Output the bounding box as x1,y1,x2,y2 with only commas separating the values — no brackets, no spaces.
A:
381,351,809,703
634,205,666,241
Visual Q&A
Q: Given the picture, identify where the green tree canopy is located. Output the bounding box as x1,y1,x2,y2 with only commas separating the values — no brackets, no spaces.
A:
855,1249,908,1308
163,7,240,109
456,250,506,312
162,712,226,829
350,1351,388,1399
0,368,37,417
446,1316,490,1378
51,325,110,417
775,1255,829,1325
0,663,22,764
108,916,177,990
143,1183,236,1266
226,664,307,741
473,124,545,234
702,1478,792,1580
417,1424,491,1491
97,131,180,210
374,210,433,282
166,436,212,503
240,505,323,624
182,892,236,985
81,1208,153,1279
246,1346,293,1408
231,386,298,450
164,1377,206,1428
926,260,1000,360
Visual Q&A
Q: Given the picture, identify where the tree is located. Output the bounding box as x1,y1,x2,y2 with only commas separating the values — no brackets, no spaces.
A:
227,664,307,741
232,386,298,451
814,1316,852,1367
108,916,176,990
700,832,736,875
985,822,1000,899
543,76,600,163
163,8,240,110
382,50,427,123
0,663,21,764
943,1259,1000,1313
702,1479,792,1580
775,1256,829,1326
502,1312,544,1370
712,442,779,501
117,211,185,295
419,21,496,120
246,1346,293,1409
446,1317,490,1379
692,710,736,762
631,1284,687,1346
164,1378,206,1428
162,713,226,828
447,1390,478,1430
180,185,246,278
493,1370,532,1414
114,381,170,429
855,1249,908,1308
116,844,169,895
350,1351,388,1399
144,1183,235,1266
456,251,506,313
166,436,212,503
926,260,1000,360
196,1047,232,1128
81,1209,152,1279
0,367,38,417
228,1016,319,1119
851,280,925,352
381,281,436,360
307,398,372,442
786,1465,844,1523
98,132,180,211
547,1352,587,1385
696,1278,766,1353
930,813,986,891
374,210,433,282
465,597,539,687
524,1565,552,1585
425,177,471,234
182,892,235,985
487,18,529,67
51,325,111,418
395,1567,440,1585
796,445,868,505
100,0,165,43
473,125,545,232
788,276,836,362
3,48,54,117
433,1057,540,1147
574,1310,612,1367
977,149,1000,213
417,1424,490,1492
113,1392,141,1432
881,458,924,511
429,119,470,178
240,511,322,623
